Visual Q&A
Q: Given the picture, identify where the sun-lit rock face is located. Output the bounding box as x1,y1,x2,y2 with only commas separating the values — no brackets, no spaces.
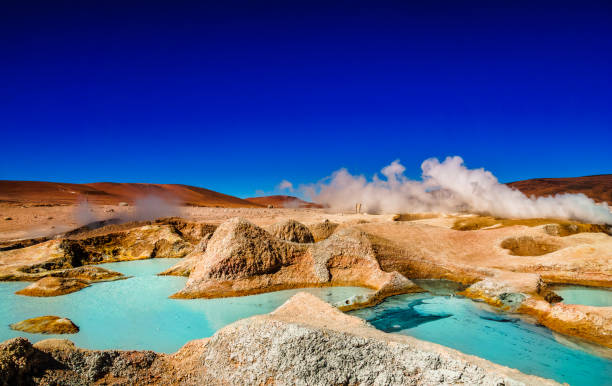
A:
172,218,417,300
0,220,213,283
0,293,560,385
60,224,193,263
159,234,213,277
171,218,312,298
267,219,315,243
519,298,612,349
10,316,79,334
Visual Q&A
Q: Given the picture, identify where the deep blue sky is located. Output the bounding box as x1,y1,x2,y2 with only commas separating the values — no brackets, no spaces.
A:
1,0,610,198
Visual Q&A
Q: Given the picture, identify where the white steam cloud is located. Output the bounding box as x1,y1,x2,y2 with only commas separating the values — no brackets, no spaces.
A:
74,199,97,226
278,179,294,192
304,156,612,224
129,196,180,221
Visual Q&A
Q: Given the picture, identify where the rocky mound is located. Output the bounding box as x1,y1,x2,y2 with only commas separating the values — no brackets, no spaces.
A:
9,266,123,297
307,219,339,242
172,218,418,302
15,277,90,297
267,219,314,243
172,218,310,298
47,265,124,282
0,293,559,385
10,316,79,334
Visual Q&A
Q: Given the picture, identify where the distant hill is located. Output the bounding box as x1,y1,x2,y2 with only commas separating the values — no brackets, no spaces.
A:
245,195,323,208
0,181,262,207
507,175,612,204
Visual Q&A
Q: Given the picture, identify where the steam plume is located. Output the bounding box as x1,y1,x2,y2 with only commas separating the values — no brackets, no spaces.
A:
304,156,612,224
129,196,180,221
74,199,97,225
278,180,294,192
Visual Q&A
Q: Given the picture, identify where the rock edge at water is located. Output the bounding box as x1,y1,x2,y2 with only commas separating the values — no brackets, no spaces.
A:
0,292,559,385
9,316,79,334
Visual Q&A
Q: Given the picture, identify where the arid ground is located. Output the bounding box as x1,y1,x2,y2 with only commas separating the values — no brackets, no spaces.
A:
1,178,611,384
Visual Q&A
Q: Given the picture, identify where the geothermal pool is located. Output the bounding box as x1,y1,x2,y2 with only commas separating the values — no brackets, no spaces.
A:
350,293,612,386
3,260,612,384
0,259,373,353
552,285,612,307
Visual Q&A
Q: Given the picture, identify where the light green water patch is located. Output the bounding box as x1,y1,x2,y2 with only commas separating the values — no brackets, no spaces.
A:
552,285,612,307
411,279,467,295
350,293,612,386
0,258,373,353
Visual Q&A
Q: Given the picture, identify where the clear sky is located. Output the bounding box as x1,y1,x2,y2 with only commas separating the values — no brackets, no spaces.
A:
1,0,610,198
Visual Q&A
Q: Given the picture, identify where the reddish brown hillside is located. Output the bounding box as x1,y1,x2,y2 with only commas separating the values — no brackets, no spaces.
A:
0,181,262,208
507,175,612,204
245,195,323,208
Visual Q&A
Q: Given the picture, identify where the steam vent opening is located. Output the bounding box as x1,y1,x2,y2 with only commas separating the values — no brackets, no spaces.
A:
501,236,561,256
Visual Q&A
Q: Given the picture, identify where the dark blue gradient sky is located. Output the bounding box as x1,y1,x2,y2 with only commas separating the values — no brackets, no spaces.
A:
1,0,610,198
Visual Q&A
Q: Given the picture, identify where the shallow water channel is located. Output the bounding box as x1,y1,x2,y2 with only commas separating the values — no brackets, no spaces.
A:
349,293,612,386
0,258,373,353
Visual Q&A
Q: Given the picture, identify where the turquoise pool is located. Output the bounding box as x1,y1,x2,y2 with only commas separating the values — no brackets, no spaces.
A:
0,258,373,353
552,285,612,307
350,293,612,386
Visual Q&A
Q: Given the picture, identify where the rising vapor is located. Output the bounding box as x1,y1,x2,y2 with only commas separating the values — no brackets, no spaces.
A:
303,156,612,224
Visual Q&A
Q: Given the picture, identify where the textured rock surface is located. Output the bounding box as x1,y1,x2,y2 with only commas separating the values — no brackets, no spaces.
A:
0,220,212,282
173,218,417,300
15,276,90,297
0,293,559,385
520,298,612,348
10,316,79,334
159,234,213,277
500,235,561,256
15,266,124,296
307,219,339,241
172,218,311,298
354,219,612,346
267,219,315,243
0,338,58,384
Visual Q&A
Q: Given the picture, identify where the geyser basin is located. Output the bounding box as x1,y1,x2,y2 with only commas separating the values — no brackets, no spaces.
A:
0,258,373,353
350,293,612,386
551,285,612,307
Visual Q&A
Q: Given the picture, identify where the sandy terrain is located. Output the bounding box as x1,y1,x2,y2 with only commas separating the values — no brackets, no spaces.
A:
0,203,388,242
245,195,324,208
